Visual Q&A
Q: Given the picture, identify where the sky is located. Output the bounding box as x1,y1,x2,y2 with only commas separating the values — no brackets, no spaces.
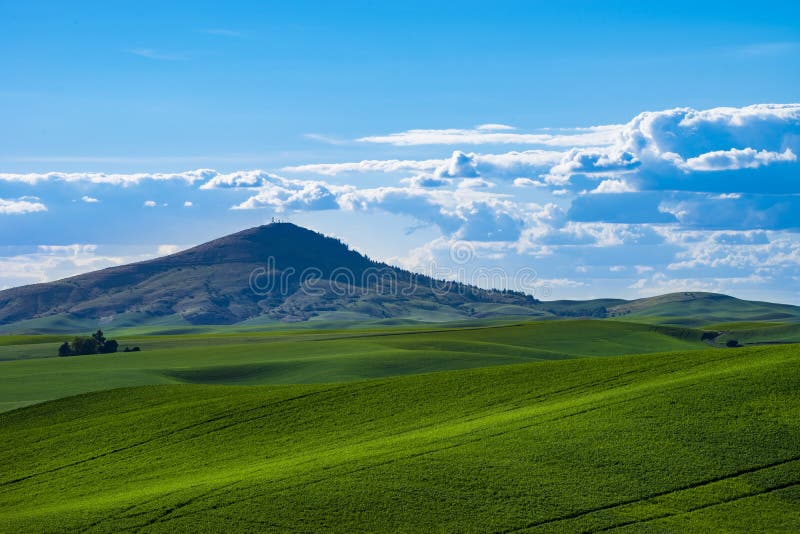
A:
2,1,800,303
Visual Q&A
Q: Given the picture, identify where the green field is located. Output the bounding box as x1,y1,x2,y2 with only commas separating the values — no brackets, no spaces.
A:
0,320,707,413
1,318,798,532
1,344,799,532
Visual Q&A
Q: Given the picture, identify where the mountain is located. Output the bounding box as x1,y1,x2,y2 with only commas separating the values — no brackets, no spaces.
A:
2,223,799,332
0,223,540,328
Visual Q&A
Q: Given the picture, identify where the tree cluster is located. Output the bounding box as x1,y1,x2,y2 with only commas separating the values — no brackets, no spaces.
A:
58,330,120,357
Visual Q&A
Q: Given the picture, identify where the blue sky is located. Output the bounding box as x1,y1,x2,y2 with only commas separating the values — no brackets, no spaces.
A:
2,1,800,303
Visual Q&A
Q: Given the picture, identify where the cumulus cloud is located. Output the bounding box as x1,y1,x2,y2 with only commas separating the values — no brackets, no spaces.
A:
590,179,637,194
81,195,99,203
434,151,480,178
199,170,286,189
233,181,342,211
143,200,157,207
335,186,531,241
0,197,48,215
682,148,796,171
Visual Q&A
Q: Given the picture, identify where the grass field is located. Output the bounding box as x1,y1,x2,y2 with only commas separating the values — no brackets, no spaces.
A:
1,344,798,532
0,320,708,412
1,317,798,532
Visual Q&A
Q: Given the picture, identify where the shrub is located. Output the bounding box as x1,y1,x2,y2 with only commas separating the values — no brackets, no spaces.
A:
58,342,72,357
726,339,741,348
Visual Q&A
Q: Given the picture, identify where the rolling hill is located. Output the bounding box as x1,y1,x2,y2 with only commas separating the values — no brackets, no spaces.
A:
606,292,800,326
1,344,798,532
0,319,708,413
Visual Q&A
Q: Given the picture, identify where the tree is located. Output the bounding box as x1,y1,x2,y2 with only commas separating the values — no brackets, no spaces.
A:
92,330,106,346
57,331,120,356
726,339,741,348
71,336,98,355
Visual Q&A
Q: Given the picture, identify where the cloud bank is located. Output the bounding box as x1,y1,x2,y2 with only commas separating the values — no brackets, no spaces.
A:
6,103,800,301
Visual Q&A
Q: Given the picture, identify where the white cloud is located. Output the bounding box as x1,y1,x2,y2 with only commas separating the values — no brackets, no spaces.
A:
682,148,796,171
590,179,637,194
629,271,769,297
458,178,495,189
157,244,182,256
357,125,622,147
283,149,565,179
199,170,287,189
183,200,193,207
0,169,214,186
0,245,145,289
143,200,157,207
0,197,47,215
81,195,99,203
7,103,800,303
283,158,444,175
400,175,452,188
233,181,345,212
538,277,587,288
476,123,516,131
434,150,480,178
335,186,532,241
513,178,547,188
